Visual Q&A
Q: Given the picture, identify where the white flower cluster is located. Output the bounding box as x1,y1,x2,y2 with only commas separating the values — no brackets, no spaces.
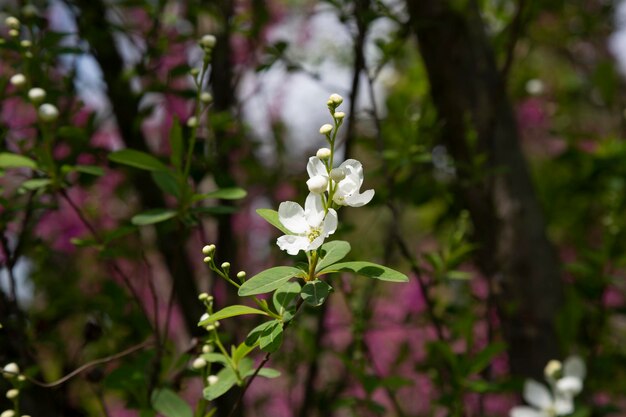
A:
276,94,374,255
510,356,586,417
1,363,29,417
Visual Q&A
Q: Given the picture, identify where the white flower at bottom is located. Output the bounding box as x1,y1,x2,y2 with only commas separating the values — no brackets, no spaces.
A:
277,193,337,255
510,380,574,417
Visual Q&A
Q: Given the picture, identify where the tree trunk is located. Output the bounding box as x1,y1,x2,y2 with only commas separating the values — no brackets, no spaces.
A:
406,0,563,378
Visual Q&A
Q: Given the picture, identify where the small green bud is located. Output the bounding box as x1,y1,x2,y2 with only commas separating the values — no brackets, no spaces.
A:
544,360,562,380
319,124,333,135
8,29,18,37
5,17,20,30
200,34,217,49
330,168,346,182
203,256,212,263
236,271,246,280
187,116,198,128
190,68,200,76
202,344,213,353
198,293,209,301
200,92,213,103
221,262,230,269
202,244,215,255
334,111,345,120
20,40,31,48
205,324,216,331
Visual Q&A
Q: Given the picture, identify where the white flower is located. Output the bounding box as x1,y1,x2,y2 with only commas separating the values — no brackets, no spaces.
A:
510,380,573,417
555,356,585,397
9,74,26,87
307,157,374,207
277,193,337,255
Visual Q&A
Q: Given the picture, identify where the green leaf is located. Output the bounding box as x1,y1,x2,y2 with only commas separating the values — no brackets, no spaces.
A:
109,149,168,172
232,343,255,367
200,353,229,366
467,342,506,375
238,266,303,296
245,321,275,346
131,208,177,226
70,165,105,176
198,305,269,326
256,208,291,235
259,321,283,352
20,178,51,191
152,388,193,417
323,261,408,282
0,153,37,169
170,119,183,170
151,170,181,198
315,241,351,272
301,280,332,307
199,188,248,200
272,281,301,316
203,367,237,401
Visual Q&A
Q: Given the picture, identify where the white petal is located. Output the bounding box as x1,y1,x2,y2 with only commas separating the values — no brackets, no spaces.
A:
554,394,574,415
344,189,375,207
523,380,552,410
322,209,338,237
304,193,324,227
277,235,310,255
563,356,586,380
307,157,328,178
339,159,364,186
278,201,308,234
333,179,358,205
510,406,545,417
556,376,582,396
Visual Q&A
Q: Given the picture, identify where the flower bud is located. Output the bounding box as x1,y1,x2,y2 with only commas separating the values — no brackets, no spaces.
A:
199,313,209,323
16,375,25,382
200,34,216,49
190,68,200,76
236,271,246,280
544,359,562,380
330,168,346,182
0,410,15,417
9,74,26,88
203,256,212,263
5,17,20,30
198,292,209,301
207,375,219,386
2,363,19,378
319,124,333,135
202,244,215,254
28,87,46,103
316,148,331,159
200,92,213,104
8,29,18,37
306,175,328,194
334,111,345,120
192,357,207,369
205,324,216,331
20,40,31,48
202,344,213,353
187,116,198,128
214,321,220,328
329,94,343,105
6,389,18,399
38,103,59,122
221,262,230,269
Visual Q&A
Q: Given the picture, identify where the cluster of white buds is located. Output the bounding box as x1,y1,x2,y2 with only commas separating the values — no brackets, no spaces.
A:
5,16,20,38
2,363,19,379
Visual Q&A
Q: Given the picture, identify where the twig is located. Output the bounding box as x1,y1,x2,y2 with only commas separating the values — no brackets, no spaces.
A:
3,339,154,388
226,298,305,417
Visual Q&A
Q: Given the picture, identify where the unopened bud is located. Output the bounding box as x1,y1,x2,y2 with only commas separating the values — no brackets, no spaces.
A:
199,313,210,323
5,17,20,30
20,40,31,48
28,87,46,103
202,244,215,255
200,92,213,103
319,124,333,135
330,168,346,182
8,29,18,37
207,375,219,386
221,262,230,270
9,74,26,87
38,103,59,122
16,375,25,382
214,321,220,328
544,360,562,379
0,410,15,417
236,271,246,280
316,148,331,159
329,93,343,105
2,363,19,378
187,116,198,128
334,111,345,120
306,175,328,194
200,34,216,49
203,256,212,263
192,357,207,369
202,344,213,353
5,389,18,399
205,324,216,331
190,68,200,76
198,293,209,301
